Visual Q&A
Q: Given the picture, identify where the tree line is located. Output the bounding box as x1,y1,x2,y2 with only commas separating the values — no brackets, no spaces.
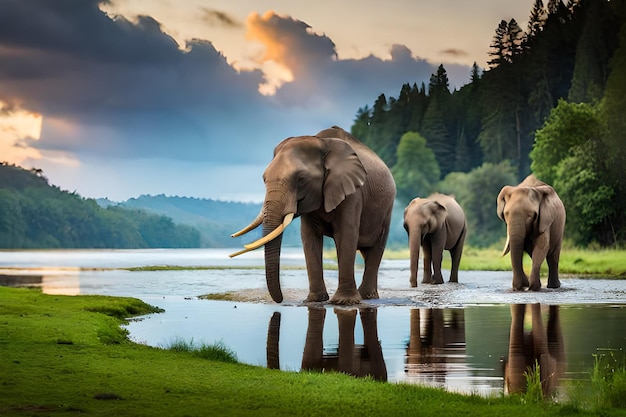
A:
0,164,200,249
351,0,626,248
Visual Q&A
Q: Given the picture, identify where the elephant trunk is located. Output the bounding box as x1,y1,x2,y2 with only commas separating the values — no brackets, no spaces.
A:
260,183,299,303
507,219,527,289
408,227,422,287
263,221,284,303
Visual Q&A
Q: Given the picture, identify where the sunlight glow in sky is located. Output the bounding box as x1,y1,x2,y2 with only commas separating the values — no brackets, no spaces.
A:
0,0,534,201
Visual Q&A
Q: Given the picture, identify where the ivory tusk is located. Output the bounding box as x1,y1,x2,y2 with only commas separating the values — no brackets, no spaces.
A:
231,210,263,238
243,213,295,250
501,230,511,256
229,247,255,258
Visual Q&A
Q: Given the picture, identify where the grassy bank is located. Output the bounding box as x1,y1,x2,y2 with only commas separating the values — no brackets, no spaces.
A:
123,247,626,278
1,287,625,416
382,247,626,278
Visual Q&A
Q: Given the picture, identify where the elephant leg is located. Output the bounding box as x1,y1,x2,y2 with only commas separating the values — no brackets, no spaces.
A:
358,245,384,300
301,218,329,302
301,307,326,371
336,308,357,375
330,226,361,305
529,235,549,291
546,247,561,289
360,308,387,381
448,227,466,283
430,233,445,285
422,239,433,284
506,304,528,394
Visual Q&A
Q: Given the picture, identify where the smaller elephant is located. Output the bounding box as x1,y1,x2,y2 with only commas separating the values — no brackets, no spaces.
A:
403,193,467,286
497,175,566,291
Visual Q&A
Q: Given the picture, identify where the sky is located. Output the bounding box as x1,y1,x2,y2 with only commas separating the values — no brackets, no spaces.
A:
0,0,535,202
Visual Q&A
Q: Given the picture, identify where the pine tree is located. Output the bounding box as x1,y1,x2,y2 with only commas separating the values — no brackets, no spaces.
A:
526,0,547,44
506,18,524,61
568,0,617,103
488,20,509,68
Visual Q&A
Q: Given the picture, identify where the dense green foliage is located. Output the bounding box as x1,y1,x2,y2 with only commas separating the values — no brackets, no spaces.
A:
0,164,200,248
2,286,625,417
352,0,626,247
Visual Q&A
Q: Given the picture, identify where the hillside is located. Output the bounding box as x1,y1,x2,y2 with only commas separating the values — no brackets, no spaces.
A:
107,194,303,248
0,164,200,249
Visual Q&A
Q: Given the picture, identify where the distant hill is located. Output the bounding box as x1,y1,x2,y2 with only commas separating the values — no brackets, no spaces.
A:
0,164,200,249
99,194,303,248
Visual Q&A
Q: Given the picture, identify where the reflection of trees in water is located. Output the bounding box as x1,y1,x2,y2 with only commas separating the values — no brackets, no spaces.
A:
266,307,387,381
504,304,565,397
405,308,466,385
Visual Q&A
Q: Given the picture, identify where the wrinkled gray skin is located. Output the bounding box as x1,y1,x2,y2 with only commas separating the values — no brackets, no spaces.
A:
497,175,566,291
403,193,467,287
234,126,396,305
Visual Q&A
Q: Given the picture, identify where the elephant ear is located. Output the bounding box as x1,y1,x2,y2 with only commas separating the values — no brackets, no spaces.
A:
323,138,367,212
426,201,447,232
536,185,559,234
497,186,513,221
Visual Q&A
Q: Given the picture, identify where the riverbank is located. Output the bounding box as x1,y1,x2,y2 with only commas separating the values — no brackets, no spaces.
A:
383,247,626,278
1,286,625,416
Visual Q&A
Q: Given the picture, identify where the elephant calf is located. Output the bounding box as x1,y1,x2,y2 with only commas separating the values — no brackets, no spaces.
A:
403,193,467,287
497,175,566,291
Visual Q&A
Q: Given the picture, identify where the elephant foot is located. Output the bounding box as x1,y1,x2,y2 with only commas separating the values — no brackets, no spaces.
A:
528,281,542,291
431,275,444,285
410,279,418,288
330,289,362,305
512,275,530,290
547,279,561,289
358,286,379,300
305,291,329,303
421,278,432,284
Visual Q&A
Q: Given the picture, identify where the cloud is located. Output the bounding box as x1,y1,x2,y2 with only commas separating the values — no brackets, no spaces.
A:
201,8,242,28
440,48,470,58
0,1,470,200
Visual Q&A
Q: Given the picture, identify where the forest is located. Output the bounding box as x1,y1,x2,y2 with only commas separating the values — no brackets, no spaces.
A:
1,0,625,250
0,164,200,248
351,0,626,248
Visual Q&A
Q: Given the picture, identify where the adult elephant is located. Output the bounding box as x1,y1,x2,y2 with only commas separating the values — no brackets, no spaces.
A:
497,175,565,291
230,126,396,305
403,193,466,287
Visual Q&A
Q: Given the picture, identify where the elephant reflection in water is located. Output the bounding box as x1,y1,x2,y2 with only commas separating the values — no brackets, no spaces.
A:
504,304,565,397
405,308,466,384
266,307,387,381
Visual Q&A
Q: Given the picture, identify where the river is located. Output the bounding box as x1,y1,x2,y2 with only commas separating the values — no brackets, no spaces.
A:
1,248,625,397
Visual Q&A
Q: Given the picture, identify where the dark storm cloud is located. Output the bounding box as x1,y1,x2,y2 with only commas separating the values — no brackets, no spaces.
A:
0,0,180,65
0,0,274,163
0,1,470,171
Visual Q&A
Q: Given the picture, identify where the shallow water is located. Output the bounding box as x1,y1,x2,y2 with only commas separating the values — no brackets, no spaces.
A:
1,248,625,396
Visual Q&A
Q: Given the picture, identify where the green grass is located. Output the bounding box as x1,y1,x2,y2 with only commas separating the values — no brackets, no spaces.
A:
567,349,626,411
4,287,626,416
162,337,239,363
381,247,626,278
